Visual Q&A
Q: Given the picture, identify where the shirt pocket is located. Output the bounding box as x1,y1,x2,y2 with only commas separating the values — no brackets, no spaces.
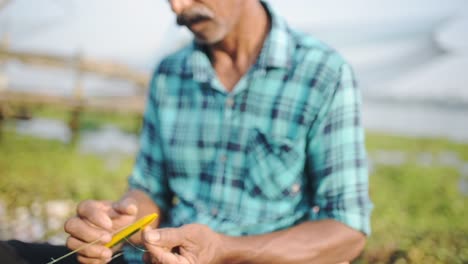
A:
245,128,304,200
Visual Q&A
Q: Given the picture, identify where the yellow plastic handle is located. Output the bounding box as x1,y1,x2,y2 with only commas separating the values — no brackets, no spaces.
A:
105,213,158,248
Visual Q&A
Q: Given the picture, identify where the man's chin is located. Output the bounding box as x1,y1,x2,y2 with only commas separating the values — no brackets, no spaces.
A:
192,31,225,45
194,36,224,45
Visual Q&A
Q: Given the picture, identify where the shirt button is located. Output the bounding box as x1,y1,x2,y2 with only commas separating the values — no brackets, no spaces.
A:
312,206,320,213
171,196,180,205
257,69,267,76
226,98,234,108
291,183,301,194
220,155,227,163
211,208,218,216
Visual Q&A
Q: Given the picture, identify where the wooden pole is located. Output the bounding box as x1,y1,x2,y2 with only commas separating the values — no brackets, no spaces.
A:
0,0,11,11
0,32,10,139
0,32,9,91
69,50,83,143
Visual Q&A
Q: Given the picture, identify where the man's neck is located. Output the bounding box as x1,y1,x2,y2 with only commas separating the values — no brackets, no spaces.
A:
210,1,270,79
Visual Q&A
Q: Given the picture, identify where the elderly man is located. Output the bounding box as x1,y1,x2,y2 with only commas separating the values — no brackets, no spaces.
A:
5,0,372,263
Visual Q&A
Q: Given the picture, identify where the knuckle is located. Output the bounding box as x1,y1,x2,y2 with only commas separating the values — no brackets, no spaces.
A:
64,217,78,233
65,236,74,249
76,256,86,264
77,255,100,264
67,236,101,256
77,254,104,264
83,247,102,259
66,237,85,252
77,199,95,215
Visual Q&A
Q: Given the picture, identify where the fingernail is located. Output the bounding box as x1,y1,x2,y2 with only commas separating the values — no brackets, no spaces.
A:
145,230,160,243
114,199,137,215
100,233,112,243
128,204,138,215
102,218,113,230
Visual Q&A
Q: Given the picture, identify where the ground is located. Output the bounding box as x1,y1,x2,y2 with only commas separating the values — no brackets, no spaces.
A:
0,112,467,263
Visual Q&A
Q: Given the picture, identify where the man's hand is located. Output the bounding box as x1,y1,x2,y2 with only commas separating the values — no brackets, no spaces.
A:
64,197,138,264
142,224,224,264
143,220,363,264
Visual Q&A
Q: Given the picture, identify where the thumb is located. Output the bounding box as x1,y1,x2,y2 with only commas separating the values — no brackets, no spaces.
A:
143,227,184,249
112,197,138,216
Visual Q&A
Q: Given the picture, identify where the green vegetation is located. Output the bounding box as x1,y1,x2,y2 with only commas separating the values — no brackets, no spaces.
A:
358,133,468,263
358,164,468,263
0,120,467,263
0,131,132,207
14,105,142,133
367,133,468,161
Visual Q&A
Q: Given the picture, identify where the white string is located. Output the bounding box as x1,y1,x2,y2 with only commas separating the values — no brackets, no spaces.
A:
46,221,141,264
111,251,124,260
46,238,103,264
48,219,264,263
124,237,148,253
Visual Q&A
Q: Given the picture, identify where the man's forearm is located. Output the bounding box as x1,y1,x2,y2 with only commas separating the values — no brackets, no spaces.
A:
220,220,366,264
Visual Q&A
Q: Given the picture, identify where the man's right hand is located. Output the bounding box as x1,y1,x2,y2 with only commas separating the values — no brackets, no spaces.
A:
64,197,138,264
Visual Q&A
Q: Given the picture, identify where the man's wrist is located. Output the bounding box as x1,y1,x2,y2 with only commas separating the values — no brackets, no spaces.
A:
217,234,239,264
217,234,258,264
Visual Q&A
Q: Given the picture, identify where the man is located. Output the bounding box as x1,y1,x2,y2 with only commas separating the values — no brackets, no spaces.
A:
9,0,372,263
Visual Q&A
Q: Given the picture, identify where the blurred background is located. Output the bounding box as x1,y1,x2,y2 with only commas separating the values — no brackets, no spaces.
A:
0,0,467,263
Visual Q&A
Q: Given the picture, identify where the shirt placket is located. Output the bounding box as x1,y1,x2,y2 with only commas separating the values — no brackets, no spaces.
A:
209,79,241,216
214,72,258,203
217,97,232,207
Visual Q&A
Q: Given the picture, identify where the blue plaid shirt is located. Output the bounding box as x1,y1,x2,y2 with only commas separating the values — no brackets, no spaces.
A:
125,2,372,262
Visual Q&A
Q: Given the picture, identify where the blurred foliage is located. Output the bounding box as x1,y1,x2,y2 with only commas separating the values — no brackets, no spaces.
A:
356,133,468,263
356,164,468,263
0,116,467,263
33,105,142,133
367,133,468,161
0,131,132,208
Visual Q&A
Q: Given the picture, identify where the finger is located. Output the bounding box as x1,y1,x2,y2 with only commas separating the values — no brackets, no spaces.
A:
66,236,112,260
64,217,112,243
77,254,112,264
144,247,172,264
145,244,184,264
143,252,162,264
143,227,184,249
77,200,113,230
112,197,138,216
143,252,152,264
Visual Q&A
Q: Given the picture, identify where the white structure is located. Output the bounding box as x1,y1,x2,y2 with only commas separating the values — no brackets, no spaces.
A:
1,0,468,140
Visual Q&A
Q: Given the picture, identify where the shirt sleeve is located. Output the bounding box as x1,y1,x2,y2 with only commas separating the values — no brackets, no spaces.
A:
127,69,172,213
306,62,373,235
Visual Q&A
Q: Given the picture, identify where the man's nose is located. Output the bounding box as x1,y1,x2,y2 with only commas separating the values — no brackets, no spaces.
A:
168,0,193,15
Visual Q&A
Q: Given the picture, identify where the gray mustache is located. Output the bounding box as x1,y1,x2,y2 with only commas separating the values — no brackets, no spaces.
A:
176,6,215,26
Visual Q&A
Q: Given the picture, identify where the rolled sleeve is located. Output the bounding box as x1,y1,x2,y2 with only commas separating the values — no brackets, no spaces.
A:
306,63,372,235
128,70,172,213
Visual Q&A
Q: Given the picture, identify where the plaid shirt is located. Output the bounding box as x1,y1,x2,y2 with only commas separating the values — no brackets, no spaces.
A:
125,2,372,262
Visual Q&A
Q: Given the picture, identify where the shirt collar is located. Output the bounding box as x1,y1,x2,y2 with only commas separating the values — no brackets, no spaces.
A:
256,0,293,70
188,0,293,82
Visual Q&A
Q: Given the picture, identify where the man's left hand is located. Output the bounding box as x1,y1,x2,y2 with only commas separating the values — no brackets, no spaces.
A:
142,224,225,264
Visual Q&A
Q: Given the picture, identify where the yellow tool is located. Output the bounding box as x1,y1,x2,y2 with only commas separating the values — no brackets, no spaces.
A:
47,213,159,264
105,213,159,248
